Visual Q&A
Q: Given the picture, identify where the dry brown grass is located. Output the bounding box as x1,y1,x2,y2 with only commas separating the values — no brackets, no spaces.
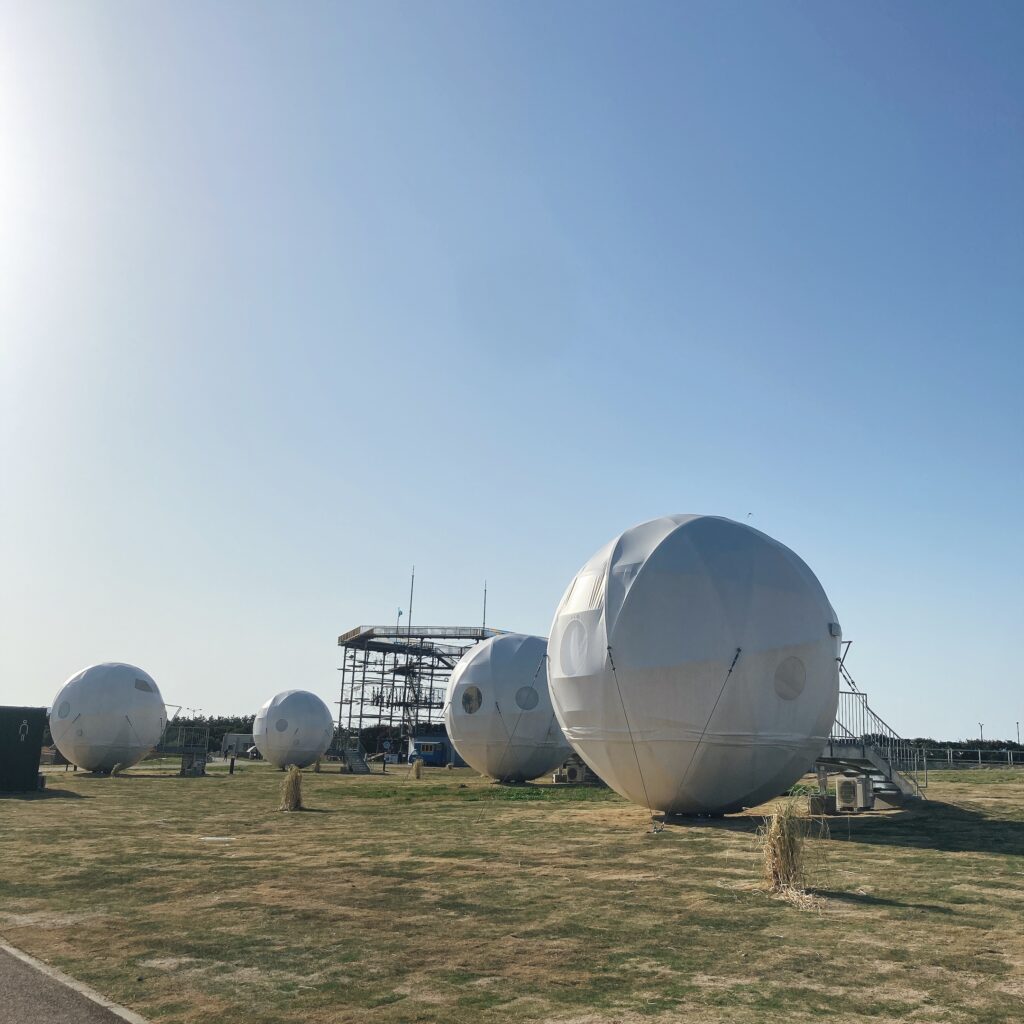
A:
2,765,1023,1024
756,797,830,910
759,798,806,890
280,765,303,811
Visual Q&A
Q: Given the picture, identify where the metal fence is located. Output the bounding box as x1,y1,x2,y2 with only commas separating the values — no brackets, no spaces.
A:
918,748,1023,769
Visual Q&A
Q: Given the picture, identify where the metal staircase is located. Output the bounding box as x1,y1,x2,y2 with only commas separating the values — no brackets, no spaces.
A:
336,730,372,775
816,653,926,800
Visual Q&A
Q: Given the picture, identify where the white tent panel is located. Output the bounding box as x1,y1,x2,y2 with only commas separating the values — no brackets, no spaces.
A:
548,515,841,815
253,690,334,769
445,633,571,782
50,663,167,772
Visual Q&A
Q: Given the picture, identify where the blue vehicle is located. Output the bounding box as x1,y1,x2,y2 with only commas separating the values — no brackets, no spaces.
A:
406,735,466,767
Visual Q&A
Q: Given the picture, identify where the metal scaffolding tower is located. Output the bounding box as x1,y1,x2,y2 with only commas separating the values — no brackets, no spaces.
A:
336,624,506,750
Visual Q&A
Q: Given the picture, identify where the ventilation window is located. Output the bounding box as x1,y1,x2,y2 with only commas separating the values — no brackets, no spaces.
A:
562,571,606,614
461,686,482,714
275,718,289,732
57,701,71,719
515,686,539,711
134,678,153,692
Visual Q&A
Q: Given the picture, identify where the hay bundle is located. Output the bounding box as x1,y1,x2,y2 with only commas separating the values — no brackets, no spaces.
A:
759,798,807,890
412,758,423,780
756,797,827,908
280,765,303,811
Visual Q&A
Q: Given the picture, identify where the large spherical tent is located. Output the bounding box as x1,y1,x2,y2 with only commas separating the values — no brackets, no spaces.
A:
547,515,841,815
253,690,335,769
50,663,167,772
445,633,572,782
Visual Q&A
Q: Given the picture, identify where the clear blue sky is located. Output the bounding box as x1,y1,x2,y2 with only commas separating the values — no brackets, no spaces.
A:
1,1,1021,740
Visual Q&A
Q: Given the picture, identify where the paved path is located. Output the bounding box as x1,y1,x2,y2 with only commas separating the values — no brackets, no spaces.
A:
0,944,148,1024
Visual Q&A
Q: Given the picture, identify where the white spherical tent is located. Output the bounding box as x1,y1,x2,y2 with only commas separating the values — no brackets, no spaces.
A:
253,690,335,769
445,633,572,782
50,663,167,772
548,515,841,815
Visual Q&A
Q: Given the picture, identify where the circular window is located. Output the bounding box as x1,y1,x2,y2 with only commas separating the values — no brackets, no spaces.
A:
57,701,71,719
774,657,806,701
515,686,539,711
461,686,482,714
559,618,588,676
275,718,289,732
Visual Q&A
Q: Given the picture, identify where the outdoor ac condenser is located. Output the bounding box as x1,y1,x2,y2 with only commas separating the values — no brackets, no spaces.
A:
836,777,859,812
565,763,586,784
854,775,874,810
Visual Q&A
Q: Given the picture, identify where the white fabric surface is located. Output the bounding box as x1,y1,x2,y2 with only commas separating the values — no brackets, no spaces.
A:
253,690,335,769
50,663,167,771
548,515,841,814
445,633,571,781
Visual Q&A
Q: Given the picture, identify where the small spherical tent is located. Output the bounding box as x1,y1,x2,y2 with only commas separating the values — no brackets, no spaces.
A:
445,633,572,782
253,690,335,769
50,663,167,772
547,515,841,815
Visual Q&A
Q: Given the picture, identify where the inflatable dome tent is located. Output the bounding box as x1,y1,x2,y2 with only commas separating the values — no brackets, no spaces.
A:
547,515,841,815
253,690,335,769
50,663,167,772
445,633,571,782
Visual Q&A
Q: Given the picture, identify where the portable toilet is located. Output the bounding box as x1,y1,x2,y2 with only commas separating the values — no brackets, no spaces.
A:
0,706,47,792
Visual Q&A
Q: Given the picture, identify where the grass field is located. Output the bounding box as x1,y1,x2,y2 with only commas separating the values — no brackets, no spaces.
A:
2,762,1023,1024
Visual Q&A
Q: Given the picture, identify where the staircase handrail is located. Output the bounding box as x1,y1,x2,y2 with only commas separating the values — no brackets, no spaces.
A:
831,689,926,794
334,728,368,760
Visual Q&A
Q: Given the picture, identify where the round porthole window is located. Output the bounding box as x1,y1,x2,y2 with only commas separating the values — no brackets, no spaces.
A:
515,686,539,711
57,701,71,719
559,618,588,676
275,718,289,732
774,657,806,701
461,686,482,714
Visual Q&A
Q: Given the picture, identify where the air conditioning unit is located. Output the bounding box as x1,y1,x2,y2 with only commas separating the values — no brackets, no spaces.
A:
854,775,874,810
836,777,859,812
565,763,587,784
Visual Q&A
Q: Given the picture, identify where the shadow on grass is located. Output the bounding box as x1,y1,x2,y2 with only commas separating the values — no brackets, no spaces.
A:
662,800,1024,856
821,801,1024,856
810,888,956,914
661,813,759,833
0,788,89,801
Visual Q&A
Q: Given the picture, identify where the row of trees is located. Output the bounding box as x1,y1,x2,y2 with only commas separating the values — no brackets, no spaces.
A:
180,714,1023,755
175,715,446,755
907,737,1023,752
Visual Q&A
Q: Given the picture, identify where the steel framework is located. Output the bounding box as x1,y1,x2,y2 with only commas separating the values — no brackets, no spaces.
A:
336,624,506,749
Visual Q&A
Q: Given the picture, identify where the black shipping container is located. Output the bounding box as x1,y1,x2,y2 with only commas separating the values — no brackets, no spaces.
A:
0,706,47,792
